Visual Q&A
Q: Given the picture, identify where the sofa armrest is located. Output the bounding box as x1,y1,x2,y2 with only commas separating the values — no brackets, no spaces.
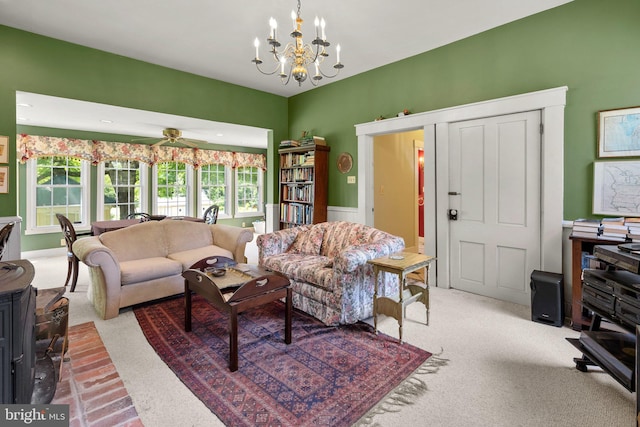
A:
72,236,123,319
256,226,308,261
334,238,405,273
210,224,254,263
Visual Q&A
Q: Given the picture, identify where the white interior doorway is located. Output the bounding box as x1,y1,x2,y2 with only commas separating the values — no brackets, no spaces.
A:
372,131,423,253
355,87,567,292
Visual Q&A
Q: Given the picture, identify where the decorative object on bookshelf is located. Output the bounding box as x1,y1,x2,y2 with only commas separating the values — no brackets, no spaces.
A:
597,106,640,158
337,152,353,173
278,143,329,229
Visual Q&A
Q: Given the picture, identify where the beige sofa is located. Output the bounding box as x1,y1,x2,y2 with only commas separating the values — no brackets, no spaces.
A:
73,220,253,319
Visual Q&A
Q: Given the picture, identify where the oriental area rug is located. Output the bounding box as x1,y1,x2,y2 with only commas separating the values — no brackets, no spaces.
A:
134,295,445,427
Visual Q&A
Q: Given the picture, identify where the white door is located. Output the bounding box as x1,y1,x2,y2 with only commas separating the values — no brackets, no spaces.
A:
448,111,541,306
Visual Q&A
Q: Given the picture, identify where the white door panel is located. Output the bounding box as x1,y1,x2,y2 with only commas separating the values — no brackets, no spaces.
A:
450,111,541,305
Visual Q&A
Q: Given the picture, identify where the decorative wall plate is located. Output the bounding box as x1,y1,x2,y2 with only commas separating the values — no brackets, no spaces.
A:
337,152,353,173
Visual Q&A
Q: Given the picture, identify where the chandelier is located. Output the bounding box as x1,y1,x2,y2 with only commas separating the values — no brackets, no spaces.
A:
251,0,344,86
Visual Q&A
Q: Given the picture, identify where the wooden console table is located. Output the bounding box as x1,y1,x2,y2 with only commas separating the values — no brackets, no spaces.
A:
368,252,435,343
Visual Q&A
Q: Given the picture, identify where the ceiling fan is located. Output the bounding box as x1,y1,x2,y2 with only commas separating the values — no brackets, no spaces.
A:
132,128,206,148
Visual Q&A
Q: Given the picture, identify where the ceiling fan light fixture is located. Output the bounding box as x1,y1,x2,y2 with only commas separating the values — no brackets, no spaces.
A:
162,128,182,141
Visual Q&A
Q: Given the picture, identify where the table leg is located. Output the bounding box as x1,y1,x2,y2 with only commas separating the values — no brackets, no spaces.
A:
425,264,430,326
285,288,292,345
373,268,379,335
229,306,239,372
398,273,405,344
184,282,192,332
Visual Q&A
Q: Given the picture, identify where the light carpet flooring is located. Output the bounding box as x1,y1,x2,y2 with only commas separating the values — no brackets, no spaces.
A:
28,249,635,427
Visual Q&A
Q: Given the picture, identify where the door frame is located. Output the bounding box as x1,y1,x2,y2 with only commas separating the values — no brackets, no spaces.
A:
354,86,567,288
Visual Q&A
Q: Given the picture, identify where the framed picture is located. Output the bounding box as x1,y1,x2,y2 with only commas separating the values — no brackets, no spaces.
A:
593,160,640,216
0,136,7,163
598,106,640,157
0,166,7,194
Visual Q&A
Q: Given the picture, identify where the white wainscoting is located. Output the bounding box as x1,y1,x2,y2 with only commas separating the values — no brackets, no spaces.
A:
327,206,359,223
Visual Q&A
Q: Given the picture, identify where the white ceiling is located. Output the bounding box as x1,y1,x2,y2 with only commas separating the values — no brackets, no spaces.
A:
2,0,573,148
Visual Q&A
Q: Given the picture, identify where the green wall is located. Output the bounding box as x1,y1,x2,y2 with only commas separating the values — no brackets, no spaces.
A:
0,25,287,251
288,0,640,219
1,0,638,252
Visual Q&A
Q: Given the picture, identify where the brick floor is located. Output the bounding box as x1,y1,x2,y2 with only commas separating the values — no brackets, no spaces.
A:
51,322,143,427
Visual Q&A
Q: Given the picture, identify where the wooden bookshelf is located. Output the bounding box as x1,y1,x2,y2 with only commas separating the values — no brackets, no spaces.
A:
278,144,330,229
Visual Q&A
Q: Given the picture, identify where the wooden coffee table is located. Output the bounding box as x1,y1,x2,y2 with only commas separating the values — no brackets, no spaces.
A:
367,252,435,343
183,262,292,372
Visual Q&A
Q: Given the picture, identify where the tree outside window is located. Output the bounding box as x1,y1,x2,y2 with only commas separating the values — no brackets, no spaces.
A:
199,163,228,217
102,160,143,219
235,166,263,215
155,161,189,216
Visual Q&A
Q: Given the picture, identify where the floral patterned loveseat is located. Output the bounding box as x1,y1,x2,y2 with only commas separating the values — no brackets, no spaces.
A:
257,221,405,325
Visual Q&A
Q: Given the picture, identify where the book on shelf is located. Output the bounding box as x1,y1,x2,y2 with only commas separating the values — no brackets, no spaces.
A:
571,218,601,238
598,233,627,242
572,225,600,233
571,230,600,239
279,140,300,148
601,216,626,225
573,218,601,227
581,252,605,270
312,136,326,146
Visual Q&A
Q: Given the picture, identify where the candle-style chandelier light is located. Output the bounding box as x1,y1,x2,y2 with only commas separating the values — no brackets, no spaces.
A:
251,0,344,87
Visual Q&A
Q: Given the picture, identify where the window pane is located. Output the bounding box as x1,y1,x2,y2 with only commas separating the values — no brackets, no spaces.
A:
199,164,226,216
102,160,143,219
236,166,261,214
156,162,188,216
33,156,86,227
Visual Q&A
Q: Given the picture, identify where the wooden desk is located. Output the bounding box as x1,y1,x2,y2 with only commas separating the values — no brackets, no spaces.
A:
367,252,435,343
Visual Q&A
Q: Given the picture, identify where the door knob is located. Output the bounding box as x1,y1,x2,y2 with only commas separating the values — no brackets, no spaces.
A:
448,209,458,220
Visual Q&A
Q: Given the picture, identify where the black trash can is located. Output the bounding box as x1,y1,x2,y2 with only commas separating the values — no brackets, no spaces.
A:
530,270,564,327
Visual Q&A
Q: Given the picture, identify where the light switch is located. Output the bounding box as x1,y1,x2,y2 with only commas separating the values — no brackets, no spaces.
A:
347,176,356,184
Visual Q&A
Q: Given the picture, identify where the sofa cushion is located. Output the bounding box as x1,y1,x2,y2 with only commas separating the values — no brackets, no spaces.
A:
120,257,183,285
262,254,334,290
168,245,234,270
100,221,168,262
163,221,214,254
321,221,386,258
287,224,325,255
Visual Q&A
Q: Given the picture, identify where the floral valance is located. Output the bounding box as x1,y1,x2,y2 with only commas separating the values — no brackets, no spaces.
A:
17,134,266,170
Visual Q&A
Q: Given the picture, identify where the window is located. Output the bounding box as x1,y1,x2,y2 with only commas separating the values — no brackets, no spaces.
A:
198,164,229,219
26,156,91,233
153,161,192,217
235,166,263,217
98,160,147,220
